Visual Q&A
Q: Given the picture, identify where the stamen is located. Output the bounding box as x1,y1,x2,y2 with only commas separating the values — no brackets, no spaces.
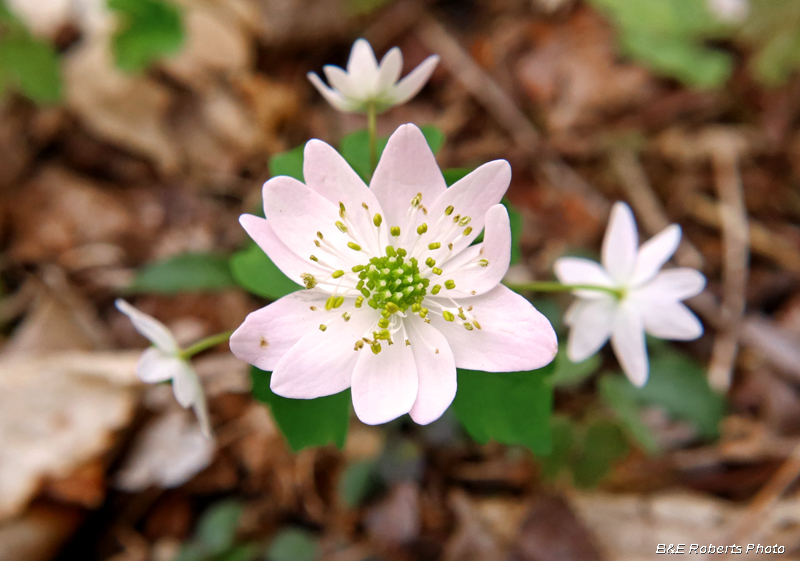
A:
373,213,382,227
316,231,324,239
428,242,441,250
464,323,474,331
319,324,327,331
390,226,401,237
479,259,489,267
348,242,362,251
459,216,471,226
342,312,351,321
432,267,442,275
473,319,482,330
463,227,473,236
332,270,345,279
302,274,317,289
443,311,455,322
426,257,436,267
417,223,428,234
371,342,382,354
378,318,390,328
431,284,441,295
445,205,454,216
354,340,364,350
336,221,348,233
310,306,317,311
445,280,456,290
310,255,319,262
355,296,364,308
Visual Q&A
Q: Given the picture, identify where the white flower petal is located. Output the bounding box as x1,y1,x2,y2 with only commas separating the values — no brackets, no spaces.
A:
610,302,648,386
369,124,447,231
307,72,357,112
262,175,355,269
346,38,380,94
376,47,403,94
303,139,385,255
635,268,706,301
239,214,326,283
270,307,378,399
602,202,639,285
405,316,457,425
137,348,184,383
116,299,179,355
429,285,557,372
229,290,332,372
631,224,681,286
553,257,616,299
640,300,704,341
563,297,616,362
322,65,361,99
422,160,511,260
171,361,201,408
389,55,439,105
439,204,511,298
351,331,418,425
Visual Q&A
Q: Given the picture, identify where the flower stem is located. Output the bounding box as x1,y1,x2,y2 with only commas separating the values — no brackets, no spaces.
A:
367,101,378,179
180,330,233,360
504,281,624,298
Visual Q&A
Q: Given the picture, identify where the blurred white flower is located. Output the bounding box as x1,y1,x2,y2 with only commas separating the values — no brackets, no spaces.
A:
115,299,211,437
708,0,749,24
554,202,706,386
307,38,439,113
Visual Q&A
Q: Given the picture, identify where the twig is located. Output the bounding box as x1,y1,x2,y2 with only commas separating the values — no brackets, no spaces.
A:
610,147,704,270
706,131,750,393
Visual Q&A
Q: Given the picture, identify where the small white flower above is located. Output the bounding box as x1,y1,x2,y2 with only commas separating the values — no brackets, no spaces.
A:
307,38,440,113
554,202,706,386
707,0,749,24
230,124,557,426
115,299,211,437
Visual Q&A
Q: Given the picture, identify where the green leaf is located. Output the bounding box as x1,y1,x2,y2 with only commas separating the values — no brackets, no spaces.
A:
739,0,800,86
340,124,445,182
587,0,734,88
452,362,555,455
269,145,305,181
442,168,471,186
624,351,725,439
572,420,629,488
173,543,211,561
347,0,393,16
215,544,260,561
546,344,601,387
196,500,244,554
538,415,575,480
108,0,185,72
251,367,350,451
599,374,660,454
0,33,61,103
267,528,319,561
338,459,381,507
230,243,300,300
130,253,236,294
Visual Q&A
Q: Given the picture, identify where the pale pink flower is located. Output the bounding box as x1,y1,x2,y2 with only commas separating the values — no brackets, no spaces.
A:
307,39,439,113
230,124,557,425
554,202,706,386
115,299,211,437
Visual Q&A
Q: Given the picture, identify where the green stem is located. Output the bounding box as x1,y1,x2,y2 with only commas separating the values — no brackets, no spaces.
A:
180,330,233,360
503,281,624,299
367,101,378,179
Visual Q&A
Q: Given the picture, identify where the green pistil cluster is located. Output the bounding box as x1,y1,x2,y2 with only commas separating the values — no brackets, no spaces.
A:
353,246,429,313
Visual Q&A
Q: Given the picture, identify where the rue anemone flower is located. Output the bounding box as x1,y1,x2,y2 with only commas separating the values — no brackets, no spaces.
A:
554,202,706,386
307,38,440,113
230,124,557,425
115,299,211,437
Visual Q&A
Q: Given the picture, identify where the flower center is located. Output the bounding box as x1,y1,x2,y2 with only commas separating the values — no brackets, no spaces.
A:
354,246,429,313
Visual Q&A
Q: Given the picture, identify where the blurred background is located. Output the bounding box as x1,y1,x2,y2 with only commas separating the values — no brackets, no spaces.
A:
1,0,800,559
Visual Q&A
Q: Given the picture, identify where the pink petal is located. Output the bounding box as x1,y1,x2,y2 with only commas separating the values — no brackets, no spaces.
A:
303,139,386,255
270,306,378,399
437,204,511,298
229,291,331,372
405,316,457,425
262,175,360,268
610,302,648,386
563,297,616,362
631,225,681,286
239,214,326,284
389,55,439,105
422,160,511,260
428,285,557,372
369,124,447,234
602,202,639,285
351,332,418,425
